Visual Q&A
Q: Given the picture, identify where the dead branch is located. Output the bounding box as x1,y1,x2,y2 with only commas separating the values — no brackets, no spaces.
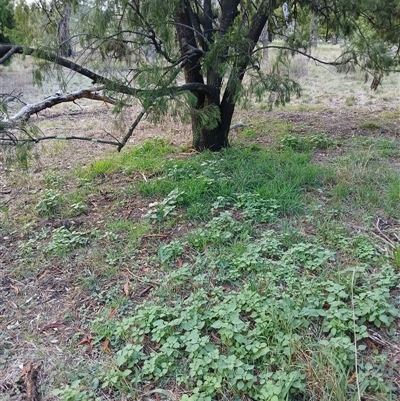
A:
0,87,123,147
0,91,25,105
117,108,147,151
0,133,120,147
1,98,149,151
3,87,115,127
229,121,249,131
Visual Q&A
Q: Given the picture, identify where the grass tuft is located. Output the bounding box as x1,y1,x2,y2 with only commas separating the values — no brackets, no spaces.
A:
138,147,329,219
79,138,175,179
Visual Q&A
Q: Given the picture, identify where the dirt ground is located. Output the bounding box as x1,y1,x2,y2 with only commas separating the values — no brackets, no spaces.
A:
1,52,400,401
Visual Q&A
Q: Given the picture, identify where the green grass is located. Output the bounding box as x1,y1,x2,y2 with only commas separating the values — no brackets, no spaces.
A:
138,147,329,219
106,219,151,243
239,118,293,139
348,137,400,159
359,120,383,130
79,138,176,179
331,148,400,216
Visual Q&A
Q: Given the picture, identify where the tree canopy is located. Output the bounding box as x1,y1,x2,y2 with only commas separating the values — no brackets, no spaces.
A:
0,0,14,43
1,0,399,151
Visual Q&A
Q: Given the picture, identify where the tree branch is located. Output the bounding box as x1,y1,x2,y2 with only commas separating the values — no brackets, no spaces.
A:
0,45,217,98
0,134,120,147
0,45,19,64
254,45,353,66
117,108,147,151
1,89,153,151
4,87,115,126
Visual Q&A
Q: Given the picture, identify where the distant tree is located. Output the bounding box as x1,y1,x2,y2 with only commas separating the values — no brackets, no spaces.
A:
0,0,14,43
1,0,399,152
57,1,72,57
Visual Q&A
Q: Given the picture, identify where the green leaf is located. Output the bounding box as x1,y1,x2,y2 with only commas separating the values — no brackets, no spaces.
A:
146,389,177,401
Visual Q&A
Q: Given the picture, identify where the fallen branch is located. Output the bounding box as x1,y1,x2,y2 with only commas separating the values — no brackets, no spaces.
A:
4,87,114,126
20,362,42,401
0,134,120,147
0,45,19,64
1,99,149,151
229,121,249,131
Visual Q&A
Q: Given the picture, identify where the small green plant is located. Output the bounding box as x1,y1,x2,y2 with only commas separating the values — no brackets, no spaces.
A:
210,196,232,213
68,201,87,217
188,211,247,251
307,133,334,149
43,172,66,189
281,242,335,271
53,380,96,401
350,236,379,262
281,133,334,152
158,240,185,264
34,189,62,216
234,192,279,223
345,96,356,106
45,227,90,256
281,134,306,151
144,188,185,222
359,120,383,129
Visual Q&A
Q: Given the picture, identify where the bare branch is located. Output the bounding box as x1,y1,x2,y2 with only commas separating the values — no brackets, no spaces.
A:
4,87,115,126
0,91,25,106
117,108,147,151
0,134,120,147
254,45,353,67
0,88,151,151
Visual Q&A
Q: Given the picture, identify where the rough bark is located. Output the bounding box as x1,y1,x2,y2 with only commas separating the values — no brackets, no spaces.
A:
215,0,272,151
176,0,243,151
175,0,239,152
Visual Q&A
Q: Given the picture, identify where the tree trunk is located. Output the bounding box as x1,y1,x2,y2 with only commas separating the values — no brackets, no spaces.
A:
260,21,269,68
192,111,231,152
192,122,229,152
189,0,270,152
192,91,235,152
309,11,318,51
58,2,72,57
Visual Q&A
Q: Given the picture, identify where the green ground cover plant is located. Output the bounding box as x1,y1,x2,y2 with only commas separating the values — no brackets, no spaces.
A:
24,138,395,401
2,126,400,401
